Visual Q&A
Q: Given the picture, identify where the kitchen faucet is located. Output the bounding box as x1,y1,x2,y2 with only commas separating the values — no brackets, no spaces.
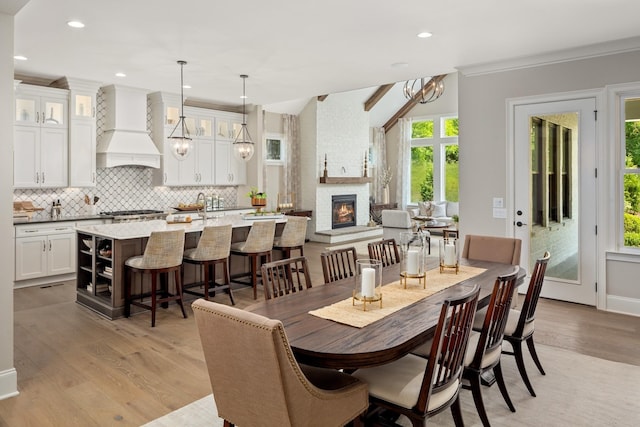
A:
196,192,206,219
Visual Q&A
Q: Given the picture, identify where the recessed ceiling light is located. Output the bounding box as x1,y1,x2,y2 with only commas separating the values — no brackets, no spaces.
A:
67,20,85,28
115,72,126,77
417,32,432,38
14,55,27,61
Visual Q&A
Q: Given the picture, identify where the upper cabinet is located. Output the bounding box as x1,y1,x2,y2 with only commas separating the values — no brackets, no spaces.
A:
216,115,243,141
14,84,69,188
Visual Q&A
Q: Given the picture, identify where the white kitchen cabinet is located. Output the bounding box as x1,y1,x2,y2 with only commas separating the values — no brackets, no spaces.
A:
214,139,247,185
215,112,243,141
14,85,69,188
15,223,76,282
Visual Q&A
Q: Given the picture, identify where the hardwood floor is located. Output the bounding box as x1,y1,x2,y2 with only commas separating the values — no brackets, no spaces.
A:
2,240,640,426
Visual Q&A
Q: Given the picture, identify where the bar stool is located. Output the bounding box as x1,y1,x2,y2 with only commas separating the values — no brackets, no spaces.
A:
273,216,308,259
230,220,276,299
124,229,187,327
182,224,234,305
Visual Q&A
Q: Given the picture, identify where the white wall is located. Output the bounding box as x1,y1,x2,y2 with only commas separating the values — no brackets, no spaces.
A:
0,10,18,400
458,50,640,315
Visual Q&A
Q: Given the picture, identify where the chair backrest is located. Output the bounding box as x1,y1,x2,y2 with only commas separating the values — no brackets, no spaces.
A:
277,216,308,247
514,251,550,338
462,234,522,265
367,238,401,267
140,229,185,269
261,256,312,300
242,220,276,252
192,299,326,426
320,246,358,284
417,285,480,414
191,224,232,261
468,267,520,370
381,209,413,228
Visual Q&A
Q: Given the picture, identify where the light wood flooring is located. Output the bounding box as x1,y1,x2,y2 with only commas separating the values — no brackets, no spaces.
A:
2,240,640,426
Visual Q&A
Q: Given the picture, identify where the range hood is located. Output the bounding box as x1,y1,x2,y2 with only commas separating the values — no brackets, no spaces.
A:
96,85,161,168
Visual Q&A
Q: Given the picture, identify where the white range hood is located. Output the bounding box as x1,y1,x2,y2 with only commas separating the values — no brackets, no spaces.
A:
96,85,161,168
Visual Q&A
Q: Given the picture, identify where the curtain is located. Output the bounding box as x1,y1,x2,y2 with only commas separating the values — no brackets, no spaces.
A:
372,127,386,203
283,114,301,208
396,118,412,210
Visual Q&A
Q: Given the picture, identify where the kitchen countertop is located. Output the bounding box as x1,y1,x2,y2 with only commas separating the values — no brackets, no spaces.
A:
75,215,288,240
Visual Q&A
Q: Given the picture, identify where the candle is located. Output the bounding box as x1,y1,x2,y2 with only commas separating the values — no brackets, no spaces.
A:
407,249,419,274
361,267,375,298
444,242,456,266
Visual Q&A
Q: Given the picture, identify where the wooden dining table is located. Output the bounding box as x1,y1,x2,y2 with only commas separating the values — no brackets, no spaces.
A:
247,258,526,370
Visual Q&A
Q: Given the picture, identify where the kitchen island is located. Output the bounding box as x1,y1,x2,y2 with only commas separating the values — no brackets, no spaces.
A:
75,215,288,319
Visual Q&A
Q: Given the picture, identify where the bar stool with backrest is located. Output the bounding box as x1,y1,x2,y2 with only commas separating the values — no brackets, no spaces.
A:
182,224,234,305
230,219,276,299
124,229,187,327
273,215,308,259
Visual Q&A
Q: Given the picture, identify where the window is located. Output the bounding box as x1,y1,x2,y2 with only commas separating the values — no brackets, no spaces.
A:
623,97,640,248
410,116,458,203
265,133,285,164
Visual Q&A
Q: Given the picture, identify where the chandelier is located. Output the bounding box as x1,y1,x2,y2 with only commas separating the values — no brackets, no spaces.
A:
233,74,255,161
168,60,193,159
403,76,445,104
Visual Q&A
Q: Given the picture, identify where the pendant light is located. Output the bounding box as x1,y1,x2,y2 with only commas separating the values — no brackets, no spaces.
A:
403,76,445,104
168,60,193,159
233,74,255,161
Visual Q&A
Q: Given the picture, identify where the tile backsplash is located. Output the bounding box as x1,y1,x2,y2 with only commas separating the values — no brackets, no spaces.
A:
13,166,238,221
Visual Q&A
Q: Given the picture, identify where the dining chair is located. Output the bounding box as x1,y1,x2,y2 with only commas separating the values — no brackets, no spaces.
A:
182,224,234,304
367,238,401,267
192,299,369,427
261,255,312,300
500,251,551,397
272,215,308,259
352,285,480,427
230,220,276,299
124,229,187,327
320,246,358,284
462,234,522,265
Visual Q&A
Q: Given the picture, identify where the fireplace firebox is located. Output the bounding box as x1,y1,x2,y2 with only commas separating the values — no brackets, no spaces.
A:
332,194,357,229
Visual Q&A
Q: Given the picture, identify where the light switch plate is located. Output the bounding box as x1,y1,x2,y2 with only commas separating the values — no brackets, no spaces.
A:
493,197,504,208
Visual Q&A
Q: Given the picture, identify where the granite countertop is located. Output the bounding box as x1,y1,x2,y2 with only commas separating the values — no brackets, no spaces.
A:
75,215,287,240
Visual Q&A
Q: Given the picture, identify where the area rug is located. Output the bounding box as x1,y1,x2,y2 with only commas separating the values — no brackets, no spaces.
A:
142,344,640,426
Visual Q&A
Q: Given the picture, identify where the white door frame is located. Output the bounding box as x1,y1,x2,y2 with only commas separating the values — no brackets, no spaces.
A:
506,89,605,309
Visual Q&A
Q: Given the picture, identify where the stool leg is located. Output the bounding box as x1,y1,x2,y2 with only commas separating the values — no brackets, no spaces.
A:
203,262,210,300
223,259,235,305
124,267,131,318
251,254,258,300
150,272,158,327
175,268,187,319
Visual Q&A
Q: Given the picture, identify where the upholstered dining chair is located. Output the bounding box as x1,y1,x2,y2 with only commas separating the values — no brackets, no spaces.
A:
124,229,187,327
182,224,234,304
367,238,401,267
500,251,551,397
261,255,312,300
272,215,308,259
462,234,522,265
192,299,369,427
230,219,276,299
320,246,358,284
352,285,480,427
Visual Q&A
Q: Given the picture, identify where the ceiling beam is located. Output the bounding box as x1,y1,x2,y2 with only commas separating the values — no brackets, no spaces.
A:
383,75,447,133
317,95,328,102
364,84,394,112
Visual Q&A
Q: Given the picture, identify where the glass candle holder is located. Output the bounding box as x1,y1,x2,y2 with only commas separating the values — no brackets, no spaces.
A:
399,231,427,288
352,258,382,311
439,237,460,273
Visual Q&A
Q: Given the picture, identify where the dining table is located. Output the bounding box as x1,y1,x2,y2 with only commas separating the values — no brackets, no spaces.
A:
246,258,525,370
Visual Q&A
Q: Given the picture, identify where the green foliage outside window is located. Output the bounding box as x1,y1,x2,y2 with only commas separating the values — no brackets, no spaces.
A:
412,120,433,138
624,121,640,246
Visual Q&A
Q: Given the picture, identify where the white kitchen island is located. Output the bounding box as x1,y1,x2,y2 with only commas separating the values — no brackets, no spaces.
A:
75,215,288,319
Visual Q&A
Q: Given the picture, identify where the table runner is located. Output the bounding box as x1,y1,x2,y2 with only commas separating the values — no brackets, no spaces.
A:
309,265,486,328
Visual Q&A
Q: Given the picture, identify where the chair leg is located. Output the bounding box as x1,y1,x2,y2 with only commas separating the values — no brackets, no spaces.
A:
251,255,258,300
124,267,131,318
174,269,187,319
203,263,210,300
526,336,546,375
512,340,536,397
494,362,516,412
150,272,158,327
469,374,490,427
223,260,235,305
450,395,465,427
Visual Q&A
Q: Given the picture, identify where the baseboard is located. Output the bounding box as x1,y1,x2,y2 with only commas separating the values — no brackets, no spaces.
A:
606,295,640,317
0,368,18,401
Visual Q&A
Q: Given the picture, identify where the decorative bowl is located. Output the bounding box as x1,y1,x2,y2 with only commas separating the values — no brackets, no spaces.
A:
82,239,93,251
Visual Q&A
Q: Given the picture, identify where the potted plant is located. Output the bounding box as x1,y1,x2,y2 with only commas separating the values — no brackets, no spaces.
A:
247,187,267,211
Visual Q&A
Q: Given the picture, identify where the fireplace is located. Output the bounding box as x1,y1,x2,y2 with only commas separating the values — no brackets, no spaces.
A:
332,194,357,229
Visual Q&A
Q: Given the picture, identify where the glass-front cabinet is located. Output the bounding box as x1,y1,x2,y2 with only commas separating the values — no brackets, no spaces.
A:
15,91,67,128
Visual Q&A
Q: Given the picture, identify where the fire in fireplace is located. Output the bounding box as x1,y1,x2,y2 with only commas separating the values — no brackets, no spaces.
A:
332,194,357,229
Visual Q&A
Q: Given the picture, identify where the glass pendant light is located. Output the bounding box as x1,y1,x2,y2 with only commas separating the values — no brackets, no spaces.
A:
233,74,255,161
168,60,193,159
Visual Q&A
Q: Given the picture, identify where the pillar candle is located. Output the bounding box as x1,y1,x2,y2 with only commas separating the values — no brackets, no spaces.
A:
444,242,456,266
361,267,376,297
407,249,419,274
